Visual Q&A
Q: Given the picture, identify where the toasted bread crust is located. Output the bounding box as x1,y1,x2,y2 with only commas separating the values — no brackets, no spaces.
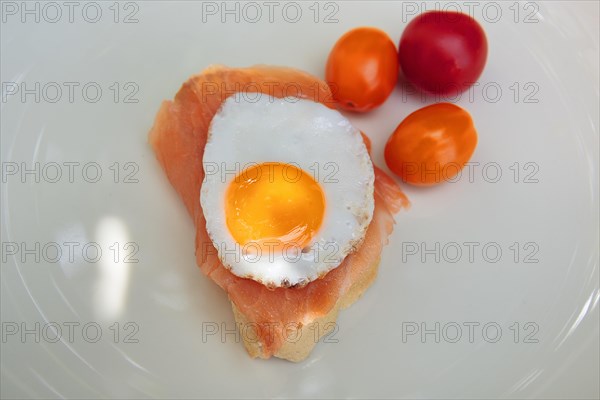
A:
231,256,381,362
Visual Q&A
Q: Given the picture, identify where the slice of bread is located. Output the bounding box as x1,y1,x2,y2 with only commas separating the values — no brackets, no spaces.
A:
231,256,381,362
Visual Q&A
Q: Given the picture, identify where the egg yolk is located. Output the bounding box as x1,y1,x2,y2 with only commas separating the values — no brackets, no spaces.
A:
225,162,325,250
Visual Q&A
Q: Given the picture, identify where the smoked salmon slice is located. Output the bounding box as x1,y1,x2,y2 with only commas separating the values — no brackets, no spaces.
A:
149,65,409,358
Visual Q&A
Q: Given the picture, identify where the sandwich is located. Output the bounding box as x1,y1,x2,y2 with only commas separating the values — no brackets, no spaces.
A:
149,65,408,361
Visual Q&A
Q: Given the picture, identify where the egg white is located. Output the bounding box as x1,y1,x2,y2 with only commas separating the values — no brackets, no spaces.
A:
201,94,374,288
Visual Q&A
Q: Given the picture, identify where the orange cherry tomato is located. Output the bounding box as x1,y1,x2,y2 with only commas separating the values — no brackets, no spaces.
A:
384,103,478,186
326,27,398,112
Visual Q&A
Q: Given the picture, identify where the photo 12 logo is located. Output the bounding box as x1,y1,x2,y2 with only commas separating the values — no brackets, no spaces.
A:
1,241,139,265
1,161,140,184
200,1,340,24
397,161,540,185
399,81,541,105
401,321,540,344
400,241,540,264
1,321,140,344
199,80,334,105
1,1,140,24
201,321,339,345
199,239,343,267
400,2,541,24
203,160,339,185
1,82,139,104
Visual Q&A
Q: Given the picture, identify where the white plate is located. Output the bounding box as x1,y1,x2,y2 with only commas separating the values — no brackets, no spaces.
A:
1,1,598,398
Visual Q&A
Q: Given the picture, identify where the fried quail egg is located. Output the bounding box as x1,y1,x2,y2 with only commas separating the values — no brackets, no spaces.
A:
200,94,374,288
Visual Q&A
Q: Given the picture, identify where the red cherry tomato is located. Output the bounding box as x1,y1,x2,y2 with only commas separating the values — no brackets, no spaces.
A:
326,27,398,112
399,11,488,95
384,103,478,186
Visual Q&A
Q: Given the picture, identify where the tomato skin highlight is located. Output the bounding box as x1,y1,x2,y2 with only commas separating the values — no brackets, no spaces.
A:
399,11,488,95
384,103,478,186
326,27,399,112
